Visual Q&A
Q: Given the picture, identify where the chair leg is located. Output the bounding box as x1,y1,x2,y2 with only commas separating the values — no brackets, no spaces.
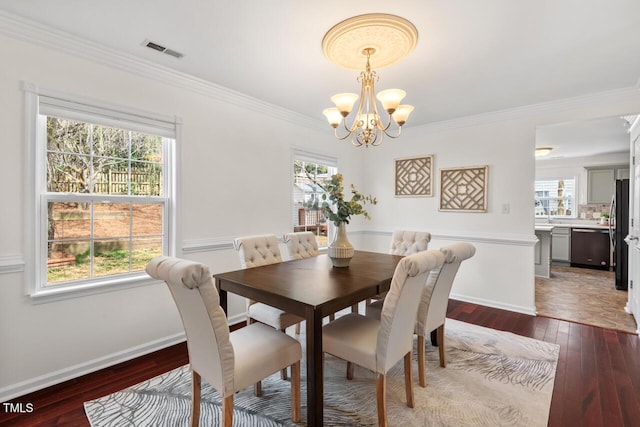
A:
404,352,414,408
351,304,358,313
437,325,446,367
222,395,233,427
329,313,335,321
254,381,262,397
280,329,288,380
376,373,387,427
346,361,355,380
190,370,201,427
417,335,427,387
290,361,301,422
295,322,300,334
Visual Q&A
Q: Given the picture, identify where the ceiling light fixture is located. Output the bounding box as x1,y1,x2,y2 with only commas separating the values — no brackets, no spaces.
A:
535,147,553,157
321,14,418,147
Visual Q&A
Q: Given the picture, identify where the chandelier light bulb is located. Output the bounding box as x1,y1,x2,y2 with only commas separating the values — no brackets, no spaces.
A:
322,108,343,128
376,89,406,114
391,105,414,126
330,93,359,116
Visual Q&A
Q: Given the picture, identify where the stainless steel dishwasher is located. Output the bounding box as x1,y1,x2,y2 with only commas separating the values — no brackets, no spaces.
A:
570,228,610,269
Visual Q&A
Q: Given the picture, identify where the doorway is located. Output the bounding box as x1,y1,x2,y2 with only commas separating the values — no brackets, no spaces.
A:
535,115,639,333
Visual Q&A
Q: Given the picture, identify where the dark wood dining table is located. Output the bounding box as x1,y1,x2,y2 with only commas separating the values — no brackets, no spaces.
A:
214,250,403,427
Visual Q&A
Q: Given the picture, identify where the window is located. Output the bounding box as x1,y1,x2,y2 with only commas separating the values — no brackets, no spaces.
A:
25,85,178,299
292,148,338,247
535,178,576,218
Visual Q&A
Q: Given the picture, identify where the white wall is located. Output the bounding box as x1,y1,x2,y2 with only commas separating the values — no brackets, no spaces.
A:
1,29,639,401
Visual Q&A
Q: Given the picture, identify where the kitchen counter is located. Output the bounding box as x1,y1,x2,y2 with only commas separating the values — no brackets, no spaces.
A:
534,227,552,278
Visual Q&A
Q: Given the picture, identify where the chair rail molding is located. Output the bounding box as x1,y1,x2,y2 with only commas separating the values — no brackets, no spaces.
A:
353,229,538,247
0,254,25,274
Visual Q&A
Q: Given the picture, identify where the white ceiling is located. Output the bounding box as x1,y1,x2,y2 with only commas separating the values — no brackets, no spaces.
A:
1,0,640,157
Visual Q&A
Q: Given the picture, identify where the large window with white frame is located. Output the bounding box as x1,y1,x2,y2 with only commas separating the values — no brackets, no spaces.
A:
292,148,338,247
25,86,177,299
535,178,577,218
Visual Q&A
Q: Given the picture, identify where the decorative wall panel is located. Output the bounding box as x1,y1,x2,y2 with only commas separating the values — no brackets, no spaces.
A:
395,155,433,197
439,165,488,212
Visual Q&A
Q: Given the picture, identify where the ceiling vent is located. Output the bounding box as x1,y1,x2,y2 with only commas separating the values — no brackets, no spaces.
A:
142,39,184,59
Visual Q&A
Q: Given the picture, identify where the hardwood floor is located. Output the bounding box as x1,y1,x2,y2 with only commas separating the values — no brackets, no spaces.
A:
2,300,639,426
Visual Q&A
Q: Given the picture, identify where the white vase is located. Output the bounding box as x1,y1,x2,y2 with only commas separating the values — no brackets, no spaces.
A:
328,222,354,267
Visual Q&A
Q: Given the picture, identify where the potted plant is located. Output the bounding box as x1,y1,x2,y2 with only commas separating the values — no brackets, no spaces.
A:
317,173,377,267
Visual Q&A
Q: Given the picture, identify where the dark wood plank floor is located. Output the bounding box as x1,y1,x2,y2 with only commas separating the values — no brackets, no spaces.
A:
1,300,639,426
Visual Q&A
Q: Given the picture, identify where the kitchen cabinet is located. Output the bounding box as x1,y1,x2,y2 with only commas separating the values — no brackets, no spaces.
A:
587,168,615,203
551,226,570,263
570,228,610,269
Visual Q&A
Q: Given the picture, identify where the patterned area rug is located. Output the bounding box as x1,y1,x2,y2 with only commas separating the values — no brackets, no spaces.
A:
84,319,559,426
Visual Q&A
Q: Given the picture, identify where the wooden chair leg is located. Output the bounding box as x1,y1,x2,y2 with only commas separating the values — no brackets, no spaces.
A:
290,361,301,422
417,335,427,387
346,361,355,380
191,370,201,427
437,325,446,367
351,304,359,313
404,352,414,408
254,381,262,397
376,373,387,427
222,395,233,427
329,313,335,321
280,329,288,380
295,322,300,334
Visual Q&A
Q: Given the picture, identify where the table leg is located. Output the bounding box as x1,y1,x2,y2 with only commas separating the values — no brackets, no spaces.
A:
305,307,323,426
216,278,228,315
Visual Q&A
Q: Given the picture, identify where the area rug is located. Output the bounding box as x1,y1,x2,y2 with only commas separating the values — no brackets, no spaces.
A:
84,319,559,426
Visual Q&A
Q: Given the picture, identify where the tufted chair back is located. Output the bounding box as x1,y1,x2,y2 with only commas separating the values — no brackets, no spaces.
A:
283,231,319,260
376,249,445,373
389,230,432,256
233,234,282,268
146,256,235,396
416,242,476,335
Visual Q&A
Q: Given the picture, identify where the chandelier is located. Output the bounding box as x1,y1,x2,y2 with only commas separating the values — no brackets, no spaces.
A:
321,14,418,148
322,47,414,147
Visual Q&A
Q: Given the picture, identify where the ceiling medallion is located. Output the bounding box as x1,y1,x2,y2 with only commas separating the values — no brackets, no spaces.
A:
322,13,418,70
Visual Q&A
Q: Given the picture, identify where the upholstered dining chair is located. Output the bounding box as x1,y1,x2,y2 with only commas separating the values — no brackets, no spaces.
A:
234,234,304,379
283,231,319,260
283,231,335,323
365,230,433,307
146,256,301,427
389,230,432,255
366,242,476,387
322,249,445,427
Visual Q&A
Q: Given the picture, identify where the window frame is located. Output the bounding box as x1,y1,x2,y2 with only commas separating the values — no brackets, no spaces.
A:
291,147,339,248
534,177,577,219
24,83,179,302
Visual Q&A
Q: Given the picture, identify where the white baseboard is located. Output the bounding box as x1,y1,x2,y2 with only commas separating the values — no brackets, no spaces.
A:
0,332,186,402
450,294,537,316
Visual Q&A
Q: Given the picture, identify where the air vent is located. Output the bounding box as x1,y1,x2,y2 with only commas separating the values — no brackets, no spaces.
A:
142,39,184,59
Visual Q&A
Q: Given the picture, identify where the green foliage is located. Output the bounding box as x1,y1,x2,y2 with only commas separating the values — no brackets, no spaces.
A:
317,174,377,226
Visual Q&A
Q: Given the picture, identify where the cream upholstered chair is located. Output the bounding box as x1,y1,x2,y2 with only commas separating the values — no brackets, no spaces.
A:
146,256,301,427
283,231,319,259
366,242,476,387
322,249,445,427
389,230,432,255
283,231,335,323
234,234,304,379
365,230,432,307
234,234,304,333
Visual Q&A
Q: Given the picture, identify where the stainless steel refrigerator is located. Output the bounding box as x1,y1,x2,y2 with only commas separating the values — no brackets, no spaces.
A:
611,179,629,290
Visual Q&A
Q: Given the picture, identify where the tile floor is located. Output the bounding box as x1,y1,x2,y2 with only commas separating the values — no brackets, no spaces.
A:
535,264,638,334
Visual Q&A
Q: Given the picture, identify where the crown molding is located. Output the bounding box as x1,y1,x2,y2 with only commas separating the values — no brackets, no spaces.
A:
0,11,325,132
410,86,640,134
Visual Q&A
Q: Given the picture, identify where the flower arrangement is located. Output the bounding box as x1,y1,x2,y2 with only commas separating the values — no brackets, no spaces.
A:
318,173,377,226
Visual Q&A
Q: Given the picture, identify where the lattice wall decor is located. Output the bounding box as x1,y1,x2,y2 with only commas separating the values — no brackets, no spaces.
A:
439,165,488,212
395,155,434,197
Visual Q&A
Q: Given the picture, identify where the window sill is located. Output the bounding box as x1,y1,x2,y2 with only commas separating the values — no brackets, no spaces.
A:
29,273,159,304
